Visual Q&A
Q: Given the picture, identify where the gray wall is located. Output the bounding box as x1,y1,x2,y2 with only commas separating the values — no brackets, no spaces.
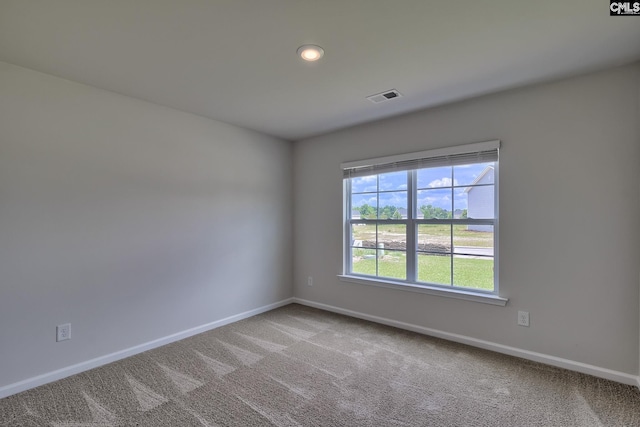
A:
293,64,640,375
0,62,293,388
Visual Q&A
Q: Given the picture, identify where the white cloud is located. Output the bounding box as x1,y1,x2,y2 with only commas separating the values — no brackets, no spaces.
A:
428,177,458,188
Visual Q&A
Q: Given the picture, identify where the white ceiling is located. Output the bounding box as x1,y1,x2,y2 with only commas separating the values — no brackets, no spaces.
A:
1,1,639,141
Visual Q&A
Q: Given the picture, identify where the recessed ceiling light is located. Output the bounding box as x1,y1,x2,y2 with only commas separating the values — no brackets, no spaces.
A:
297,45,324,62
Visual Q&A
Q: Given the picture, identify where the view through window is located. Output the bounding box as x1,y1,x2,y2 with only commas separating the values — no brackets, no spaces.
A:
346,158,497,293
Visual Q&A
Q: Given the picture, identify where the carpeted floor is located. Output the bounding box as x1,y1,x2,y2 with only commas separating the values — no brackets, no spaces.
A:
1,304,639,426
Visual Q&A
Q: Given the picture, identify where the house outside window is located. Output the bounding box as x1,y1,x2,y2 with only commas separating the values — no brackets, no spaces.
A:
465,165,494,232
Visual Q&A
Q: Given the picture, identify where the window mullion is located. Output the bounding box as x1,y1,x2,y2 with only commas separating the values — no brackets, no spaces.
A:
406,170,416,282
493,159,500,294
450,194,454,287
375,176,379,277
344,179,352,275
449,166,454,286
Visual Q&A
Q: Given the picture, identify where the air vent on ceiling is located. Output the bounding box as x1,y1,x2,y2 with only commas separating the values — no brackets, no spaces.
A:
366,89,403,104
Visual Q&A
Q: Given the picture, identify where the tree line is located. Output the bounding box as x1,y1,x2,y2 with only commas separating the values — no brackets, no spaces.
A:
355,203,467,219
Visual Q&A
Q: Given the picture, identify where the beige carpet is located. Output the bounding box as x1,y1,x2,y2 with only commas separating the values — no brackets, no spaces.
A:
1,304,639,426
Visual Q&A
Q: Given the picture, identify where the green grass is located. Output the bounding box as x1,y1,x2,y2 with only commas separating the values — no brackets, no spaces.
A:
351,222,494,289
352,251,494,290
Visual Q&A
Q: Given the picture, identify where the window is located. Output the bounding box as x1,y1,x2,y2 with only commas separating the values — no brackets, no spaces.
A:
342,141,502,302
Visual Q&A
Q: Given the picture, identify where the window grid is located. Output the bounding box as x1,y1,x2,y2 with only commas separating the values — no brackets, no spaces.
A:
346,165,497,294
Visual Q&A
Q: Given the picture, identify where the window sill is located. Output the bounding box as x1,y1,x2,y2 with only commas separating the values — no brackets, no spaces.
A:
337,275,508,306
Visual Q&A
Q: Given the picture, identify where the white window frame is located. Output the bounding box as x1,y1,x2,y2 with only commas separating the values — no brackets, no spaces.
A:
339,140,507,306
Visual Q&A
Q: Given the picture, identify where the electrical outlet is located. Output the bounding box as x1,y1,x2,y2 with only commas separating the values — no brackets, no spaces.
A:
57,323,71,342
307,276,313,286
517,311,529,327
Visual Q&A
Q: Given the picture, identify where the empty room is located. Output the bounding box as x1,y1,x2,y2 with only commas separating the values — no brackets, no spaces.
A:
1,1,639,425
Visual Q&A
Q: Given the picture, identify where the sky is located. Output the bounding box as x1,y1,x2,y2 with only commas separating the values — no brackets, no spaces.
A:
351,162,494,215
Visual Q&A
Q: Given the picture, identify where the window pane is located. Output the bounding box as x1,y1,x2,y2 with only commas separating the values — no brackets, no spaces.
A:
378,171,407,191
417,189,452,218
351,175,378,193
352,248,376,276
417,166,452,189
351,224,376,249
453,257,494,290
378,250,406,280
378,224,406,251
378,191,407,219
417,254,451,285
458,184,494,219
417,224,450,254
453,162,495,186
453,225,493,256
351,193,377,219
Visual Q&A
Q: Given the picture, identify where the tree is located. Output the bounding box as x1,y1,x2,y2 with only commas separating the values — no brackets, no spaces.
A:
419,204,451,219
357,204,376,219
461,209,468,219
357,204,403,220
379,205,397,219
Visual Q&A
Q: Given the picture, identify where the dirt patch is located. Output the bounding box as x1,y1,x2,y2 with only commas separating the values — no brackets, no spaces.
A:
361,240,450,253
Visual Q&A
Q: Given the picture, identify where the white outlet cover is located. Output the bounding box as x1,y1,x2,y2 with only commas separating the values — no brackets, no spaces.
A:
517,311,530,327
57,323,71,341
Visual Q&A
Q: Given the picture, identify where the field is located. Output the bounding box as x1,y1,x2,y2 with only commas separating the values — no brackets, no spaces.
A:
351,224,494,290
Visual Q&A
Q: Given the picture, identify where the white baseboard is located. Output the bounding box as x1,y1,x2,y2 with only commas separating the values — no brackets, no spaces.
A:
3,296,637,399
0,297,294,399
293,298,640,388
